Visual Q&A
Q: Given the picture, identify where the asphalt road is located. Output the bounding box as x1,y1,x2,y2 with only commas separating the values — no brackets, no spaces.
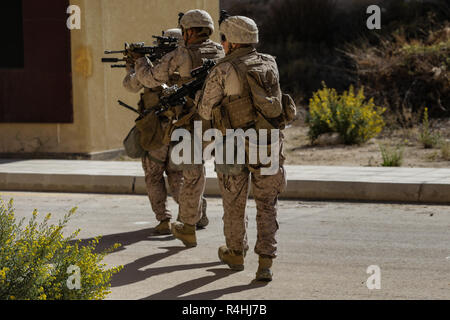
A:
1,191,449,300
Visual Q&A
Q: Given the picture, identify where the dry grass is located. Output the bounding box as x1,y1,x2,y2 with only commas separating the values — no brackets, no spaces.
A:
345,23,450,124
283,117,450,167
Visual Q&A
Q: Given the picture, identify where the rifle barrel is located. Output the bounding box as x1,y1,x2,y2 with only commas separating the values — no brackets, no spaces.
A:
117,100,145,117
102,57,125,63
104,50,126,54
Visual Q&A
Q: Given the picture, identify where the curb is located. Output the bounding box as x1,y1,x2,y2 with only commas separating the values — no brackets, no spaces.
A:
0,160,449,204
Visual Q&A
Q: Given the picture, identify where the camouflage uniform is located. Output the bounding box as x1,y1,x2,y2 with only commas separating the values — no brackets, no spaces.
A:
198,51,287,258
134,39,222,88
134,10,225,232
123,55,183,227
197,16,287,280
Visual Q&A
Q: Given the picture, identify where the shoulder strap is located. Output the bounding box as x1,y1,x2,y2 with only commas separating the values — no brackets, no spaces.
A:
215,46,255,67
228,59,250,98
212,47,256,96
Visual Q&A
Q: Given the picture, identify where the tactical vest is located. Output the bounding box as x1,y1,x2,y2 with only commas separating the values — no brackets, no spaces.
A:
212,47,296,134
211,47,288,175
163,40,225,143
165,40,225,171
212,47,280,134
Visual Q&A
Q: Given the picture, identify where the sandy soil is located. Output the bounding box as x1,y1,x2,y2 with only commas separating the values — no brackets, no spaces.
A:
283,118,450,168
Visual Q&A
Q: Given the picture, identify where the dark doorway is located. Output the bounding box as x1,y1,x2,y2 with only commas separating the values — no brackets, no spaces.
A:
0,2,25,69
0,0,73,123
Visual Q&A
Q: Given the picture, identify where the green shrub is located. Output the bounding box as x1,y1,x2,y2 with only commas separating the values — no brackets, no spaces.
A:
307,84,385,145
379,144,404,167
0,198,122,300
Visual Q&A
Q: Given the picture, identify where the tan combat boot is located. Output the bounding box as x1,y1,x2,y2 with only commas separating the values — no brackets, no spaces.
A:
255,255,273,282
171,221,197,247
218,246,244,271
196,198,209,229
154,219,171,235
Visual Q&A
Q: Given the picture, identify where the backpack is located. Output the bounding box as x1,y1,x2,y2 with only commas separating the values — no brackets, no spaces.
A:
231,51,297,129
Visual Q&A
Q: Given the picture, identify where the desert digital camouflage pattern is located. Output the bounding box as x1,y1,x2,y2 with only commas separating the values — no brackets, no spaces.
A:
141,144,183,222
133,20,224,229
197,16,287,274
219,15,259,44
134,39,224,88
217,167,287,258
123,57,181,229
196,60,241,120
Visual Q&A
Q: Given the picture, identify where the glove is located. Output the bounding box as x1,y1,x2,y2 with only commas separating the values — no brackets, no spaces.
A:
125,61,134,72
128,51,145,60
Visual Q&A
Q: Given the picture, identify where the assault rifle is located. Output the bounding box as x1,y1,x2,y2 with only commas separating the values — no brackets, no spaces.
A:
102,35,179,68
157,59,216,114
117,60,216,117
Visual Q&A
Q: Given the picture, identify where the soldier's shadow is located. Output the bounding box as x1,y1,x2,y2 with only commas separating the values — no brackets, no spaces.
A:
141,268,268,300
74,228,224,288
111,247,222,287
74,227,175,254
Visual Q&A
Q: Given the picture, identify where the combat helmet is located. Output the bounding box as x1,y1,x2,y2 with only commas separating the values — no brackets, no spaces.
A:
219,16,259,44
163,28,183,41
163,28,183,44
179,9,214,35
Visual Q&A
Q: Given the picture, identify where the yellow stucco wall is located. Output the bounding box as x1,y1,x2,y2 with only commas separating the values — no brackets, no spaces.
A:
0,0,220,156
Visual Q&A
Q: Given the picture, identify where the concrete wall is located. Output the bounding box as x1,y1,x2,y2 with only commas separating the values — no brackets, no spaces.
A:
0,0,220,157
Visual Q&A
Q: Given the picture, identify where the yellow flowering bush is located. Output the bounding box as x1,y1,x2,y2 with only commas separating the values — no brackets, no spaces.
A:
0,197,122,300
307,83,386,145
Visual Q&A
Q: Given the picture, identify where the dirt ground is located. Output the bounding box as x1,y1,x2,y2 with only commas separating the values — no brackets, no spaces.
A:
115,118,450,168
283,117,450,168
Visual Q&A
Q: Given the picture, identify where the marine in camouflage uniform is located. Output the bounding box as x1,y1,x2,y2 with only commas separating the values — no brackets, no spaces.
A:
197,16,287,281
123,29,184,235
134,10,225,246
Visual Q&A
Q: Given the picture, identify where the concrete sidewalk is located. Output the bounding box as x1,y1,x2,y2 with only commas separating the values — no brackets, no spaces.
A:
0,159,449,203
